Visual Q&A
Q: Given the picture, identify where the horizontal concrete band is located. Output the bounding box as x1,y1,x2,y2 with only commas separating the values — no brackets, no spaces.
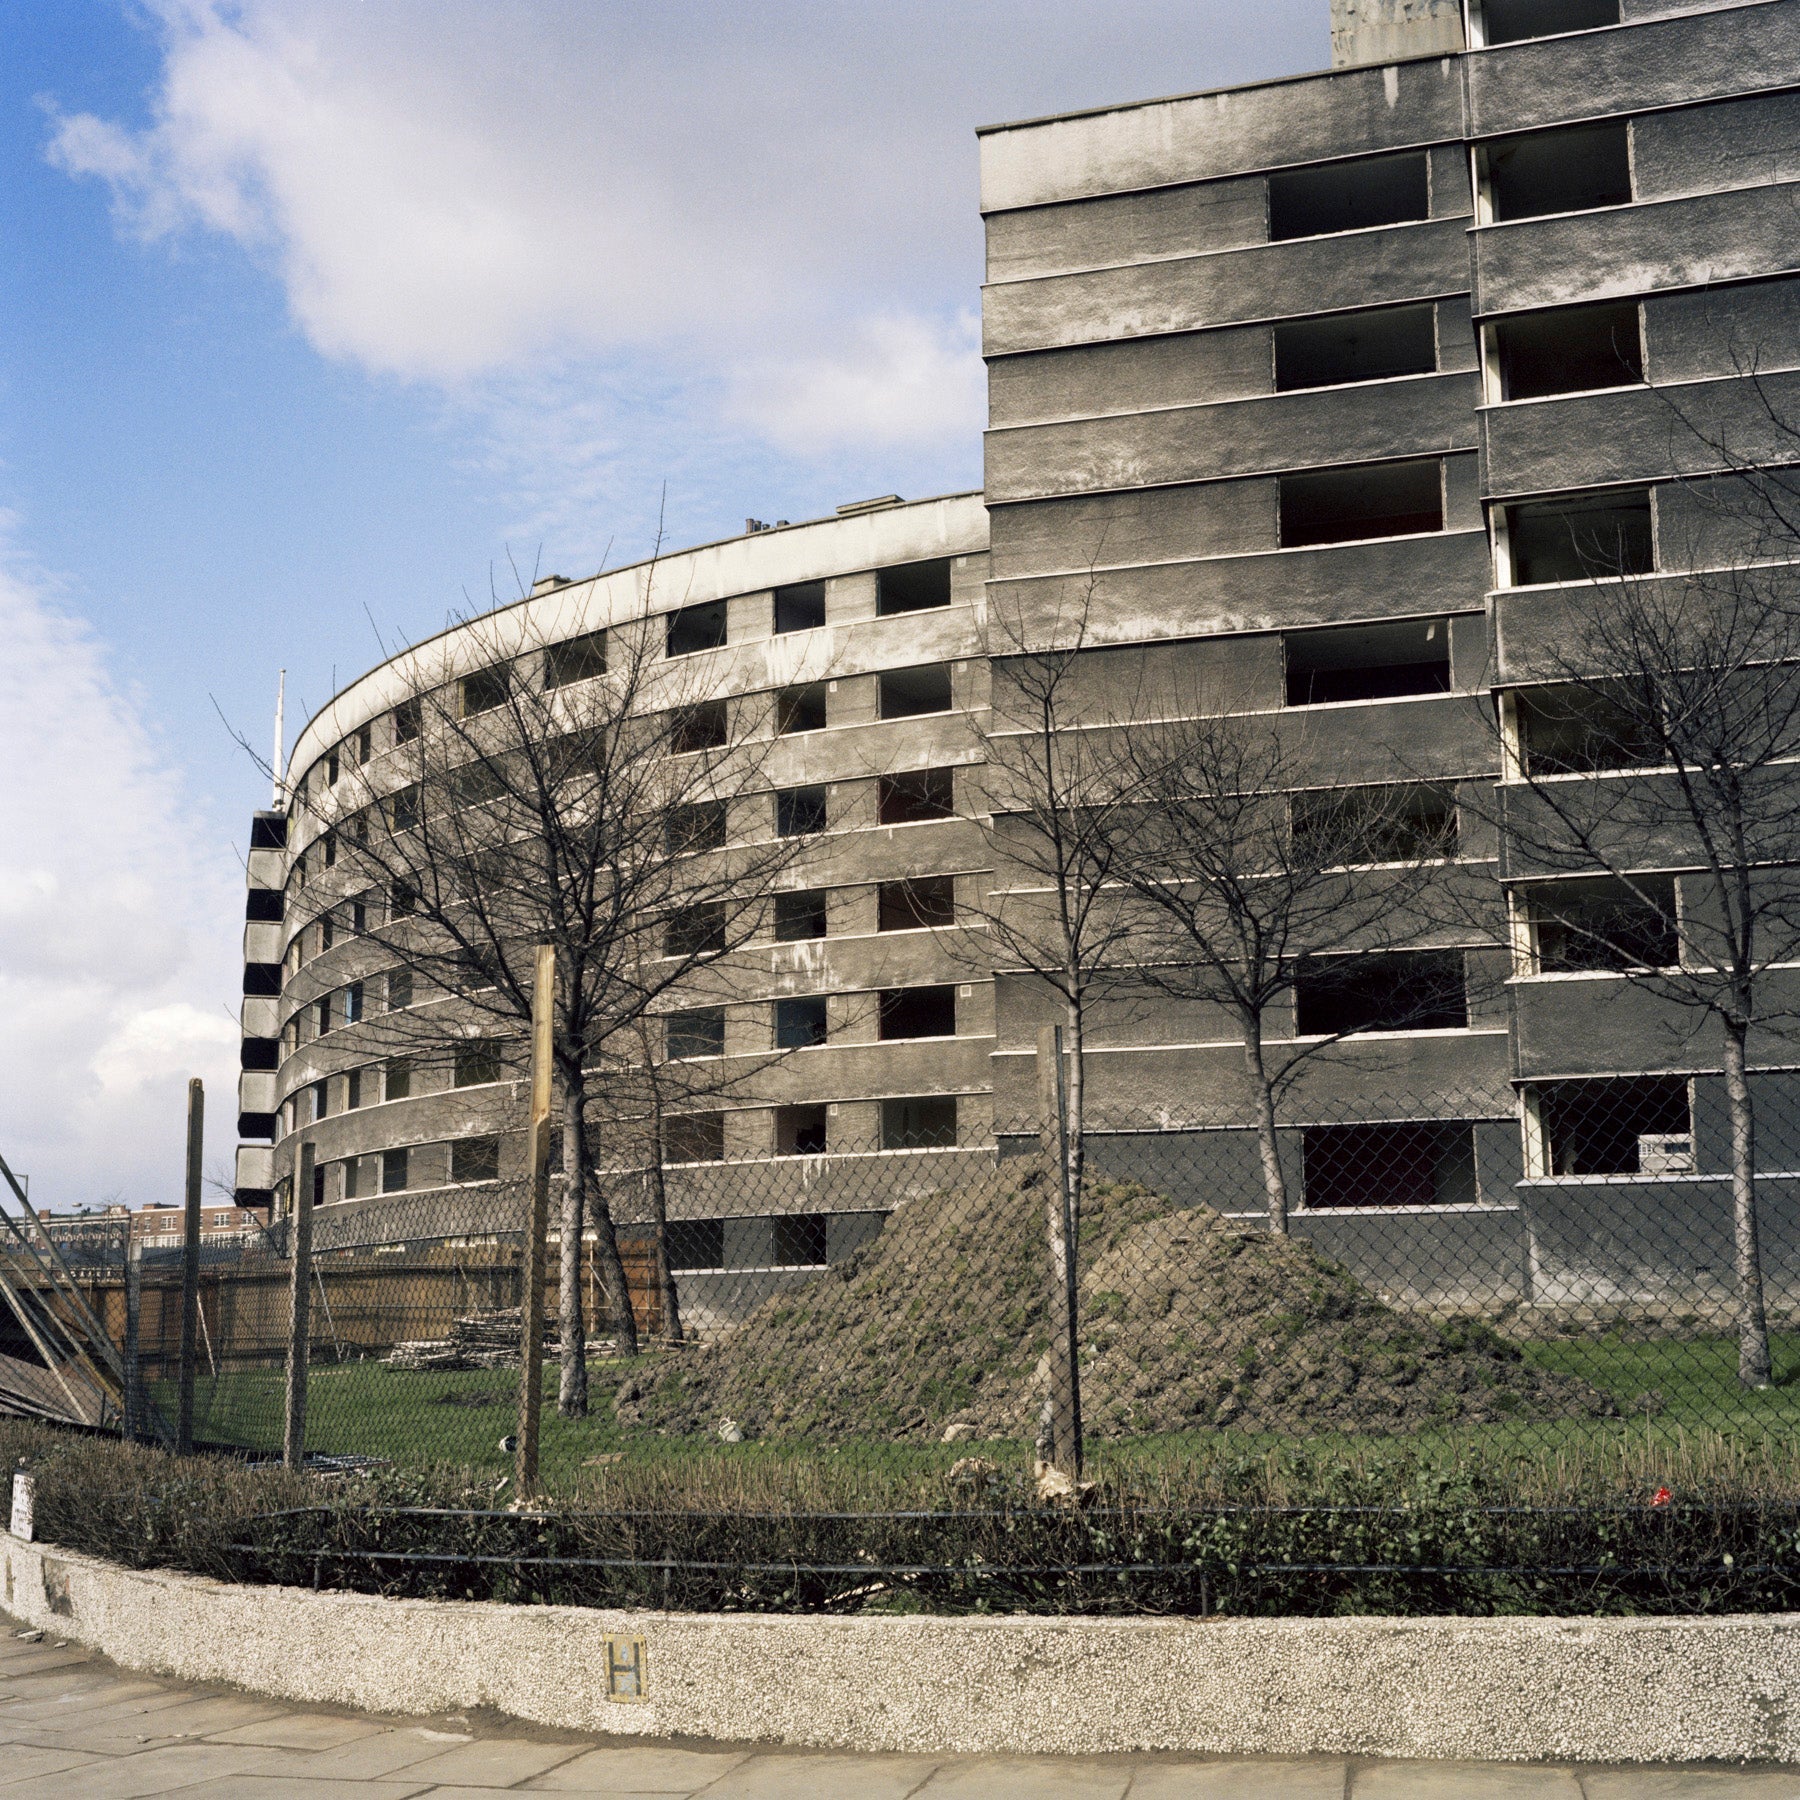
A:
2,1528,1796,1764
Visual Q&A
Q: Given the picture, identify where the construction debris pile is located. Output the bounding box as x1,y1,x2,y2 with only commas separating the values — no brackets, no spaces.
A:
381,1310,547,1372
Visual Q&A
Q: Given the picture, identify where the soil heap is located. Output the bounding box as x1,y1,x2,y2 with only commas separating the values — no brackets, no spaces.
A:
616,1161,1611,1442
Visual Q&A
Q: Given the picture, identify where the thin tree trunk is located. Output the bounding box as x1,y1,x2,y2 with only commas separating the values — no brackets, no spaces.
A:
557,1087,589,1417
645,1153,682,1344
1723,1021,1772,1388
1242,1026,1288,1236
1064,994,1086,1232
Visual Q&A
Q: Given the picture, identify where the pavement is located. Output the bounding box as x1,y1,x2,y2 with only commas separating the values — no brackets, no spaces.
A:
0,1625,1794,1799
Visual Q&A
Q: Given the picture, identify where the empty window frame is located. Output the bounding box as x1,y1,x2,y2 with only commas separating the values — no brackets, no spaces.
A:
879,985,956,1040
1279,460,1444,548
1268,151,1430,242
776,784,828,837
877,559,953,616
390,785,421,831
387,967,414,1011
315,995,333,1037
666,601,728,657
774,1105,829,1157
1301,1122,1478,1208
1514,683,1663,775
393,699,422,745
1484,121,1632,223
321,830,339,869
775,889,828,942
390,880,416,920
774,581,827,634
325,747,341,787
878,875,957,931
461,667,509,717
344,1068,364,1109
665,901,726,958
879,665,954,719
667,1007,726,1059
1480,0,1619,46
1533,1075,1690,1175
243,962,282,998
1285,617,1452,706
451,1136,501,1184
384,1057,413,1101
545,630,606,688
667,799,728,854
1274,305,1437,391
341,1155,362,1201
1526,875,1679,972
250,815,288,850
777,683,828,735
1505,490,1654,585
772,1211,829,1264
1495,300,1642,400
245,886,284,923
664,1112,726,1164
882,1095,957,1149
1290,781,1459,863
878,767,955,824
343,981,364,1025
669,1218,726,1270
775,995,828,1049
669,700,728,755
454,1040,504,1087
1294,950,1468,1036
240,1036,280,1073
381,1146,410,1193
350,723,372,764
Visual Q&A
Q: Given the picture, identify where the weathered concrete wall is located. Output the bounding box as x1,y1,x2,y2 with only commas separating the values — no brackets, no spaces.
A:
1332,0,1465,68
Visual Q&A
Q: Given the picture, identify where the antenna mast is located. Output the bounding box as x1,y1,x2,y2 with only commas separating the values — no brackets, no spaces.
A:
271,670,287,807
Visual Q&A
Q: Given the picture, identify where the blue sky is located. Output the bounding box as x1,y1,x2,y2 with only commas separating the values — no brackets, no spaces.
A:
0,0,1325,1204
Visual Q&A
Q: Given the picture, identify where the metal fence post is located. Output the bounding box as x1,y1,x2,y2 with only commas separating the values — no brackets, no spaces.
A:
284,1141,314,1471
516,943,557,1498
177,1078,204,1455
122,1234,143,1443
1037,1024,1083,1479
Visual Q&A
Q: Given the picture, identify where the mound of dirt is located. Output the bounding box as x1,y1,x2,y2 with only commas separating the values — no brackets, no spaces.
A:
616,1162,1612,1442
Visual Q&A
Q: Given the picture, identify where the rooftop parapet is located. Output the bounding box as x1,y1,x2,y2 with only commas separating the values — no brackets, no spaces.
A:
1331,0,1466,66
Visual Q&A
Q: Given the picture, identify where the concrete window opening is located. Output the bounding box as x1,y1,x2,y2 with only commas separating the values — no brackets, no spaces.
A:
1527,875,1679,972
1302,1122,1478,1209
879,767,956,824
879,984,957,1040
393,699,421,745
882,1095,958,1149
326,748,340,787
242,963,281,997
1279,460,1443,548
1284,617,1451,705
1505,489,1654,585
1533,1075,1691,1175
312,1162,327,1208
342,1156,361,1200
1268,151,1430,242
1480,0,1620,48
240,1036,279,1072
666,600,728,657
666,900,726,958
669,700,729,755
774,581,827,633
344,981,364,1024
879,665,954,719
775,995,828,1049
454,1041,503,1088
1290,781,1459,863
351,723,371,764
877,559,953,616
387,967,413,1011
381,1146,410,1194
664,1112,726,1164
774,1106,829,1158
667,1007,726,1059
772,1211,829,1264
1485,121,1632,222
315,995,333,1037
1274,305,1437,391
1294,950,1469,1036
1496,301,1643,400
666,798,729,854
345,1068,363,1109
452,763,506,809
776,783,828,837
318,912,335,955
670,1219,726,1270
312,1079,330,1122
352,900,367,934
775,889,828,941
1515,683,1663,774
777,682,828,734
384,1057,412,1101
544,630,607,689
451,1136,500,1184
460,666,510,718
878,875,957,930
390,785,421,832
249,816,287,850
322,830,338,869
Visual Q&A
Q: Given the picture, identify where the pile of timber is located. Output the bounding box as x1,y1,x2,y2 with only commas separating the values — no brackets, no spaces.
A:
382,1309,550,1372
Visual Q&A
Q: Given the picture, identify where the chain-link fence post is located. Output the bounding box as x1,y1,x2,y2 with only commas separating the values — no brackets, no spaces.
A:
516,942,557,1498
177,1077,203,1455
1037,1024,1083,1479
122,1233,143,1443
284,1140,314,1470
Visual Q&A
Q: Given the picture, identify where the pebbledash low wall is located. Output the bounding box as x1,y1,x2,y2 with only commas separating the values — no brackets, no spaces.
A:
4,1529,1800,1764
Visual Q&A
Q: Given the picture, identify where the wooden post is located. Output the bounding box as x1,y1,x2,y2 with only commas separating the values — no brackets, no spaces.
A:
516,944,557,1498
1037,1025,1082,1477
177,1078,204,1455
284,1142,314,1471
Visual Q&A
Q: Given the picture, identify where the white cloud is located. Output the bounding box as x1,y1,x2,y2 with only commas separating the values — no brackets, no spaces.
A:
0,533,242,1209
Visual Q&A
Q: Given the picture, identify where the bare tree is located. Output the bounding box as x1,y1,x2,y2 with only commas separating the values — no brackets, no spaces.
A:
312,576,800,1414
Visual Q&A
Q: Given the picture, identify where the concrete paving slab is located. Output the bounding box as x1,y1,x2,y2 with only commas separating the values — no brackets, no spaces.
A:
1354,1761,1585,1797
0,1742,106,1787
523,1743,753,1791
1127,1759,1352,1798
1583,1775,1800,1798
245,1731,483,1784
205,1711,389,1750
917,1754,1133,1798
172,1778,434,1800
0,1741,280,1798
699,1752,943,1800
397,1738,585,1787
